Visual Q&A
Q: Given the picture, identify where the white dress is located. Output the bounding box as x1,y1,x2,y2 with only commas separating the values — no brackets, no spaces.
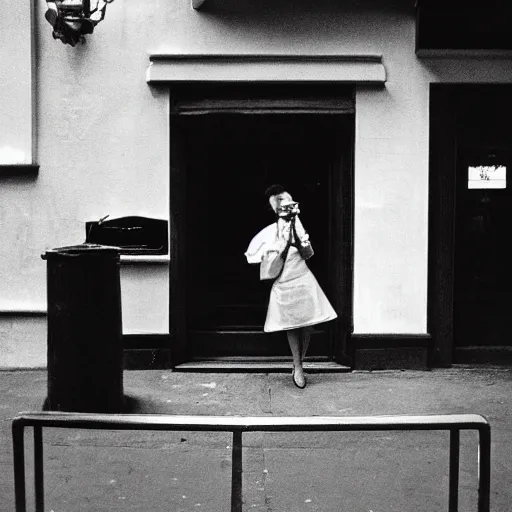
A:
245,222,337,332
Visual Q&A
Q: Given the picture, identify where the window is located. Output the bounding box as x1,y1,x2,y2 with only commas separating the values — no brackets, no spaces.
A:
468,165,506,190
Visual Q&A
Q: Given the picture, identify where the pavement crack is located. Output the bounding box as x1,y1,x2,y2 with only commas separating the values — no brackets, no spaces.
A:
268,377,272,415
262,448,272,512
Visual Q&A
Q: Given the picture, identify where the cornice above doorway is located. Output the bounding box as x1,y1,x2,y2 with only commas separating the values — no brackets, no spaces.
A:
146,54,386,84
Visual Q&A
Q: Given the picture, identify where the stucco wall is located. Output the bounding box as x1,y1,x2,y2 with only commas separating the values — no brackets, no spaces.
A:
1,0,512,366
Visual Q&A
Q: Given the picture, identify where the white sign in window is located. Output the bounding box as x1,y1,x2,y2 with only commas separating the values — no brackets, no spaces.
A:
468,165,507,189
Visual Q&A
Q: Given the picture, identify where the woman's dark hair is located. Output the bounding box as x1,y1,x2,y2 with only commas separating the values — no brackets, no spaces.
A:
264,184,287,200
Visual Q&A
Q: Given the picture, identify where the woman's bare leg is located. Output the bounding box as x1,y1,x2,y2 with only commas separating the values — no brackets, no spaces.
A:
287,329,306,388
300,326,312,361
287,329,302,368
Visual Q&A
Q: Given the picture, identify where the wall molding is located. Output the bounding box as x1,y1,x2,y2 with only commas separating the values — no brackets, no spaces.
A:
122,335,171,369
351,333,431,348
0,164,39,178
147,53,386,84
123,349,172,370
351,334,431,371
454,346,512,365
123,333,170,349
122,334,171,369
0,326,434,371
120,255,170,265
0,307,47,316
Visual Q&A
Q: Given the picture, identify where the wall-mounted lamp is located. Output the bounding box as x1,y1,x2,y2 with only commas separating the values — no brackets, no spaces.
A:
45,0,114,47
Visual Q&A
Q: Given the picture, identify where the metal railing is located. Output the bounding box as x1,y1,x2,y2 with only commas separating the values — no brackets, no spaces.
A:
12,412,491,512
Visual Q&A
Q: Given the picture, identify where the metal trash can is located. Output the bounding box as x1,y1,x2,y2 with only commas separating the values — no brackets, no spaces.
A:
41,244,124,412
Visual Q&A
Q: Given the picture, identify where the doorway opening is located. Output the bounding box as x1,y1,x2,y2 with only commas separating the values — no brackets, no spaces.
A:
454,92,512,351
169,84,354,367
429,84,512,366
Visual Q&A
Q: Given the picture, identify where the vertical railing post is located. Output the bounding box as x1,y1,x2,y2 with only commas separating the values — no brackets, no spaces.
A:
449,429,460,512
231,429,243,512
478,426,491,512
12,421,27,512
34,426,45,512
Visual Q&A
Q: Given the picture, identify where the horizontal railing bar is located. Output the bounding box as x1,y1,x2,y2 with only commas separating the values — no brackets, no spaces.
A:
12,412,489,432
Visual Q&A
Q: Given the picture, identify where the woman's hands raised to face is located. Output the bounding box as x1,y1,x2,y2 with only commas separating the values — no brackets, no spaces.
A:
276,201,300,219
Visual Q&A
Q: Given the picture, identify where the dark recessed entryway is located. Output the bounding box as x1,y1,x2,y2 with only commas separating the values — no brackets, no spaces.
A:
169,84,354,368
429,84,512,366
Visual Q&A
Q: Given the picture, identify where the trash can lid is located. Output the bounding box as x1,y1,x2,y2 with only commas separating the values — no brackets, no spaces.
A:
42,243,121,259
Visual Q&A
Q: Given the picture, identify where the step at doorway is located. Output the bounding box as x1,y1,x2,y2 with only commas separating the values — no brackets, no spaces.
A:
174,357,351,373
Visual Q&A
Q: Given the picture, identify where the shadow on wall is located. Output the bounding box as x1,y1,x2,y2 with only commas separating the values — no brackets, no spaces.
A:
199,0,413,14
192,0,414,41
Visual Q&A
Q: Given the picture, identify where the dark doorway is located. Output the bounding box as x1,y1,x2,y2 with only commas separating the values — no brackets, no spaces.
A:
454,97,512,348
429,84,512,366
169,85,354,366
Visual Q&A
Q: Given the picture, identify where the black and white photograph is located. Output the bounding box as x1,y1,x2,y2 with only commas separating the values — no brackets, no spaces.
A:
1,1,512,511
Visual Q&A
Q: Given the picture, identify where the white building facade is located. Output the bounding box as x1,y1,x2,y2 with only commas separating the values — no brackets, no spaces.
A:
1,0,511,370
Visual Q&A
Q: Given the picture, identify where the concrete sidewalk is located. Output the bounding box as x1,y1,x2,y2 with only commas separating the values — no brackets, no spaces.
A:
1,367,511,512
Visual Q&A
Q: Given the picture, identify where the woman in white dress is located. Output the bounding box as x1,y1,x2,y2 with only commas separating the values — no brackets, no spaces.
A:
245,185,337,388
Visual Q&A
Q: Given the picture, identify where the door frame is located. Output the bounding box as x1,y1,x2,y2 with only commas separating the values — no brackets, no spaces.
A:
428,83,512,367
169,83,355,367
